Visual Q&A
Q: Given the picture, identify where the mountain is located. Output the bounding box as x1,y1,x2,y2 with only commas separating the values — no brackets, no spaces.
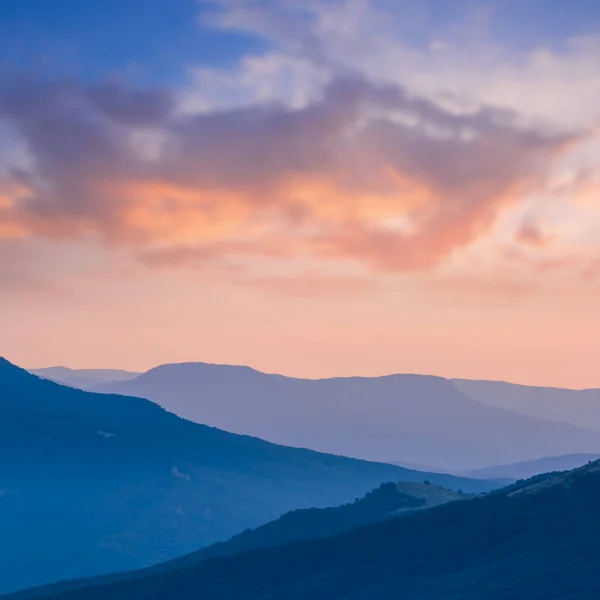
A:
155,480,472,569
29,367,140,390
5,481,472,600
0,358,494,595
33,460,600,600
391,460,454,473
463,453,600,480
95,362,600,471
453,378,600,432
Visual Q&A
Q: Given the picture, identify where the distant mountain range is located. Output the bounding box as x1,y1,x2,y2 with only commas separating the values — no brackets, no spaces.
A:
0,358,494,595
462,453,600,480
24,459,600,600
36,365,600,437
6,481,472,600
453,378,600,431
88,362,600,471
30,367,140,389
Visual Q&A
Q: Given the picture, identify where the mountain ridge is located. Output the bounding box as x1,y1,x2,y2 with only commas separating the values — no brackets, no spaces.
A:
0,357,496,594
463,452,600,480
29,458,600,600
94,361,600,471
4,481,472,600
29,366,140,389
452,378,600,431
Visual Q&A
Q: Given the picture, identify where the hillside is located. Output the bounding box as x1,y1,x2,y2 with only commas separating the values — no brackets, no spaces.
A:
453,378,600,432
34,460,600,600
464,453,600,480
0,358,493,595
6,481,472,600
96,362,600,471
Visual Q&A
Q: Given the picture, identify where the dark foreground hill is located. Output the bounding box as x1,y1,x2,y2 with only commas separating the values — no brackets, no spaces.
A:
6,481,472,600
0,358,492,595
35,460,600,600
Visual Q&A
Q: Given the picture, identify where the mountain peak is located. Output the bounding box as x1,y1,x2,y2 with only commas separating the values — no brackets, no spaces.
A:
149,361,263,374
0,357,34,380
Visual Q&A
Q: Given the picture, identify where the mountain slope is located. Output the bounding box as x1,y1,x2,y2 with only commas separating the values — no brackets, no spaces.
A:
29,367,140,389
0,358,493,595
463,452,600,480
6,481,472,600
96,362,600,470
453,378,600,432
37,460,600,600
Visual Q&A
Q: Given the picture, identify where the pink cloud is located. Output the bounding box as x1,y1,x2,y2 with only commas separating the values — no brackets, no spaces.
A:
0,73,578,280
515,220,552,247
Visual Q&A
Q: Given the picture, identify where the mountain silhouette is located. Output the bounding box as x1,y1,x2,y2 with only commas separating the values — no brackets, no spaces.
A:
453,378,600,431
95,362,600,471
0,358,493,594
28,459,600,600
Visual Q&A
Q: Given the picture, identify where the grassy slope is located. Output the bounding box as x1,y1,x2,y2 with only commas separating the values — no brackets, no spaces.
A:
6,482,473,600
33,461,600,600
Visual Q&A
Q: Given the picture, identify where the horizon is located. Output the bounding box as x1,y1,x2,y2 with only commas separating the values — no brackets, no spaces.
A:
21,357,600,391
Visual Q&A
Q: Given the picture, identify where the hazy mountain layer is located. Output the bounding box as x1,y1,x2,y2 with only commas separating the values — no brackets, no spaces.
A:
463,452,600,480
453,378,600,431
29,367,140,390
96,362,600,470
35,460,600,600
0,358,493,594
6,481,472,600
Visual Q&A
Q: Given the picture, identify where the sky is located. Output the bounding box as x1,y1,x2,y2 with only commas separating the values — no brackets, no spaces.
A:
1,0,600,388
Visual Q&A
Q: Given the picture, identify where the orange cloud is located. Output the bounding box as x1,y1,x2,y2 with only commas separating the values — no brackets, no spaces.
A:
104,180,257,243
0,73,578,282
0,183,31,237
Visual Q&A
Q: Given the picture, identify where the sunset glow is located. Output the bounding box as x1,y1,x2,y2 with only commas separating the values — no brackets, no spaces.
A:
2,0,600,387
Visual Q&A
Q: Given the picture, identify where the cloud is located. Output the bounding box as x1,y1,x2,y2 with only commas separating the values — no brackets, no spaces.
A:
516,220,550,247
204,1,600,128
0,70,576,283
1,1,597,290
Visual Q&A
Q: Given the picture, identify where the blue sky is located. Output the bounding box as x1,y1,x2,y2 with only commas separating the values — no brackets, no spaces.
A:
3,0,600,84
0,0,267,83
